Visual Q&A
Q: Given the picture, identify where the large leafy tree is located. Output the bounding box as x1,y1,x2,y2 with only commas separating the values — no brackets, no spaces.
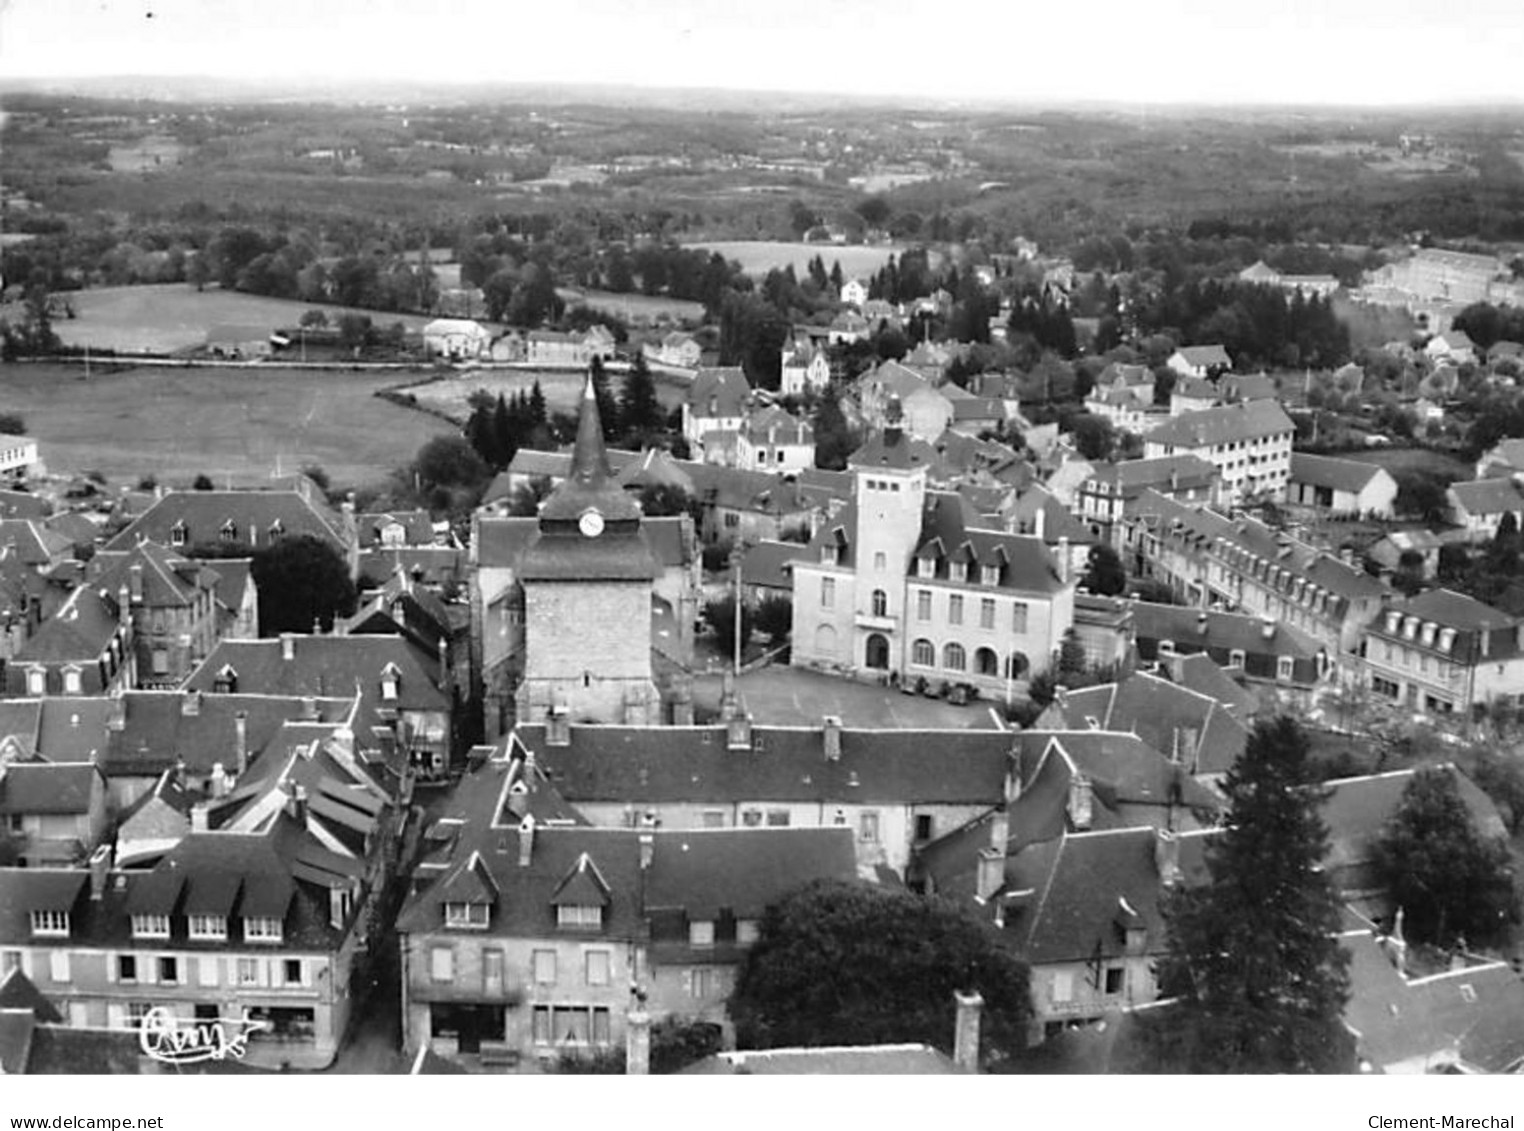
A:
729,880,1031,1068
1150,717,1354,1073
251,535,357,635
1371,767,1519,947
1080,543,1127,596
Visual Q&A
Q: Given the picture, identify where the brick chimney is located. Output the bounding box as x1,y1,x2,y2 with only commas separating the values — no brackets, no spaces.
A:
281,633,296,661
953,990,983,1072
233,710,249,775
823,715,842,761
726,712,752,752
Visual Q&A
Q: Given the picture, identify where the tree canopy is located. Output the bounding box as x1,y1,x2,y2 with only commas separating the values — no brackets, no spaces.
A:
1371,767,1519,948
1081,543,1127,596
729,880,1032,1067
1149,716,1354,1073
250,534,357,635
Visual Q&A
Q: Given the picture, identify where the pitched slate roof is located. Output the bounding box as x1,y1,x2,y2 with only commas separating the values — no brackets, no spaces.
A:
99,691,357,779
185,635,446,712
0,968,62,1023
739,540,804,592
91,542,220,609
521,722,1015,807
1290,453,1386,494
1012,731,1223,815
0,491,50,521
1129,599,1324,659
1049,670,1249,776
1145,399,1294,450
103,490,347,553
644,828,857,920
687,368,751,417
1319,766,1506,888
1158,651,1257,717
0,701,42,758
14,586,120,665
1385,588,1516,634
0,762,100,815
1450,477,1524,517
1003,827,1215,965
356,510,437,548
1343,930,1524,1073
848,427,938,472
913,493,1068,596
0,520,71,567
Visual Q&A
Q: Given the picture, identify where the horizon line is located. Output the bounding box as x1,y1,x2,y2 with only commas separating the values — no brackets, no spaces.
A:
3,74,1523,115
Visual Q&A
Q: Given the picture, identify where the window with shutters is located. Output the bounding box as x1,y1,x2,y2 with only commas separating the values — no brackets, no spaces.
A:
533,949,557,985
585,950,611,987
237,958,259,986
117,955,138,983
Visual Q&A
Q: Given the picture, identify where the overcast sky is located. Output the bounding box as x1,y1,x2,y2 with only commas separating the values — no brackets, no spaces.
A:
2,0,1522,106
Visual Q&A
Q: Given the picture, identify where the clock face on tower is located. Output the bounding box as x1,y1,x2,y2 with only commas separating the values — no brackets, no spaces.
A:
578,509,605,538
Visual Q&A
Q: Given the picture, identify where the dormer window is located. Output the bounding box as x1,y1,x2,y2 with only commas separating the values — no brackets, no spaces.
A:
268,519,284,543
981,564,1000,587
26,668,45,695
821,545,838,566
189,914,228,941
170,521,188,547
219,519,238,543
1277,656,1295,683
1420,623,1437,648
917,556,935,579
688,920,715,948
1439,628,1457,653
445,902,490,930
213,664,238,694
949,561,968,583
131,914,170,940
31,910,70,938
1403,617,1418,640
557,904,603,930
380,662,401,702
62,667,82,695
243,917,283,944
736,919,760,946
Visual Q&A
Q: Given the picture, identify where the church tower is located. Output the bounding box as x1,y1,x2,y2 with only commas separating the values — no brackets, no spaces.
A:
516,374,659,725
846,397,931,675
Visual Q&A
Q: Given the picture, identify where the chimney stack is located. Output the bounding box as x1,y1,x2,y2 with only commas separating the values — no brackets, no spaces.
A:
210,762,229,799
191,804,209,833
88,844,112,901
626,1001,651,1076
976,810,1009,902
128,562,143,604
181,689,201,717
1067,773,1093,831
300,696,318,721
1033,506,1046,541
281,633,296,661
823,715,842,761
638,831,654,871
233,710,249,775
546,706,570,747
1154,827,1181,888
1056,536,1070,582
518,814,536,867
953,991,983,1073
727,712,753,752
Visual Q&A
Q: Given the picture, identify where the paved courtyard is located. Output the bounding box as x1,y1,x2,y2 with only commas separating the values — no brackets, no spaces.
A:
692,665,1006,730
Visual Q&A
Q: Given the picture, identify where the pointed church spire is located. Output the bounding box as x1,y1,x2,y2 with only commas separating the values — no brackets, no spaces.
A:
570,370,611,486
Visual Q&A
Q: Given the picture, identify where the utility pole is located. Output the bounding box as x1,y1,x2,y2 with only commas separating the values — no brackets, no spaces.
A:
731,545,743,679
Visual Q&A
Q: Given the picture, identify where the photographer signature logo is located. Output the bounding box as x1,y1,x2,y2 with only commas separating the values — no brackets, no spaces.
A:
138,1006,268,1064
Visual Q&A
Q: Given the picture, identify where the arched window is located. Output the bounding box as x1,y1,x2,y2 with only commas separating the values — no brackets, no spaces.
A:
871,589,888,617
974,647,999,677
943,643,966,672
1006,652,1031,679
912,639,934,667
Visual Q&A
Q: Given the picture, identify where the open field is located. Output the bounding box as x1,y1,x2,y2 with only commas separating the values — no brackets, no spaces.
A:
685,240,908,280
559,288,706,324
1339,445,1472,481
395,368,688,423
2,364,454,487
51,284,440,353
